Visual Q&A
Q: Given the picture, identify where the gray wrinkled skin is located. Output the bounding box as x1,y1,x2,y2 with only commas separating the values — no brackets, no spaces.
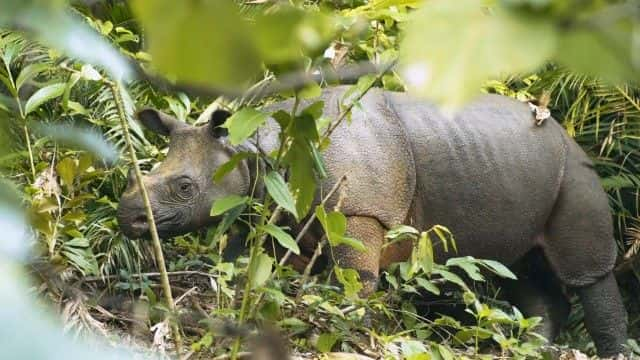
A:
117,86,627,357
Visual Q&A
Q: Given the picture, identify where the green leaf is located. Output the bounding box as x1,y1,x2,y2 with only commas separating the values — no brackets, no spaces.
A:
298,82,322,100
315,205,366,252
400,0,556,105
264,171,298,220
249,252,273,289
132,0,260,88
56,157,76,188
210,195,248,216
24,83,66,115
386,224,420,241
334,266,363,299
479,259,517,280
284,139,316,217
213,152,252,183
301,101,325,120
260,224,300,255
415,277,440,295
15,63,48,91
315,332,339,353
433,268,469,290
446,257,485,282
223,108,268,146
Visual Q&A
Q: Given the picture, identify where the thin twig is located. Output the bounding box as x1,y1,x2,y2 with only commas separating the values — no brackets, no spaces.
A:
278,174,347,267
322,59,398,141
108,80,182,354
296,237,328,301
135,60,385,102
80,270,216,283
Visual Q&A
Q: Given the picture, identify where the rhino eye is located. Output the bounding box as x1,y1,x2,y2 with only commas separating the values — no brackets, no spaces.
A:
175,178,195,199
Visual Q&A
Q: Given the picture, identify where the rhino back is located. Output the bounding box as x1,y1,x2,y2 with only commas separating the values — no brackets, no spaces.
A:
387,92,568,265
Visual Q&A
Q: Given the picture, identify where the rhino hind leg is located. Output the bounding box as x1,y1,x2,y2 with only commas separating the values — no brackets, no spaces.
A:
502,250,570,341
576,272,628,357
333,216,385,296
542,151,627,356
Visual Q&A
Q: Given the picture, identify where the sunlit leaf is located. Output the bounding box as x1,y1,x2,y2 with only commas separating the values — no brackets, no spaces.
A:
334,266,362,299
315,332,339,353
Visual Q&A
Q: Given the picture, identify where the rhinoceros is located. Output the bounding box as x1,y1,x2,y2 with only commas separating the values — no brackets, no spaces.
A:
117,86,627,357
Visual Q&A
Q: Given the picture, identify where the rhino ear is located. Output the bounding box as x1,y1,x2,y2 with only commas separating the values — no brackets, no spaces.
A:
137,108,184,136
209,109,231,138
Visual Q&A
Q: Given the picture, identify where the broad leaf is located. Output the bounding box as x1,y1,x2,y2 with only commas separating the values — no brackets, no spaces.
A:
400,0,556,105
260,224,300,255
315,205,366,252
223,108,268,146
24,83,66,115
415,277,440,295
210,195,248,216
263,171,298,220
446,257,485,282
284,140,316,217
249,252,273,289
479,259,517,280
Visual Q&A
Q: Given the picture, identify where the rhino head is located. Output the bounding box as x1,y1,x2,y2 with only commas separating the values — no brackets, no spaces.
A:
117,109,252,239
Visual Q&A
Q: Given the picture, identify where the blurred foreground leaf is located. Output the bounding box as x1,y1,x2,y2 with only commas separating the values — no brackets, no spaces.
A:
400,0,555,105
0,0,133,81
132,0,260,89
33,123,118,165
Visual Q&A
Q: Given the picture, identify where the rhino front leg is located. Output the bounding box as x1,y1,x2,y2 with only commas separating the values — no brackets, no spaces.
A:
332,216,385,297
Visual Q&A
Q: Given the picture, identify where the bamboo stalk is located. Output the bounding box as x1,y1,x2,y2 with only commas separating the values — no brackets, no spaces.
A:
108,80,183,355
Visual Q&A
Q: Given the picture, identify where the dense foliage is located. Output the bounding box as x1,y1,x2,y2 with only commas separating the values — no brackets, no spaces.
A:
0,0,639,359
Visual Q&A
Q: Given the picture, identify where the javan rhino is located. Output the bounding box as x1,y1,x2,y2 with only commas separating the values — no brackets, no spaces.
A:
117,86,628,357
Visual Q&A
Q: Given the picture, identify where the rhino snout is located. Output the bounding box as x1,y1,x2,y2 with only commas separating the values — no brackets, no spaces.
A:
117,205,150,239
